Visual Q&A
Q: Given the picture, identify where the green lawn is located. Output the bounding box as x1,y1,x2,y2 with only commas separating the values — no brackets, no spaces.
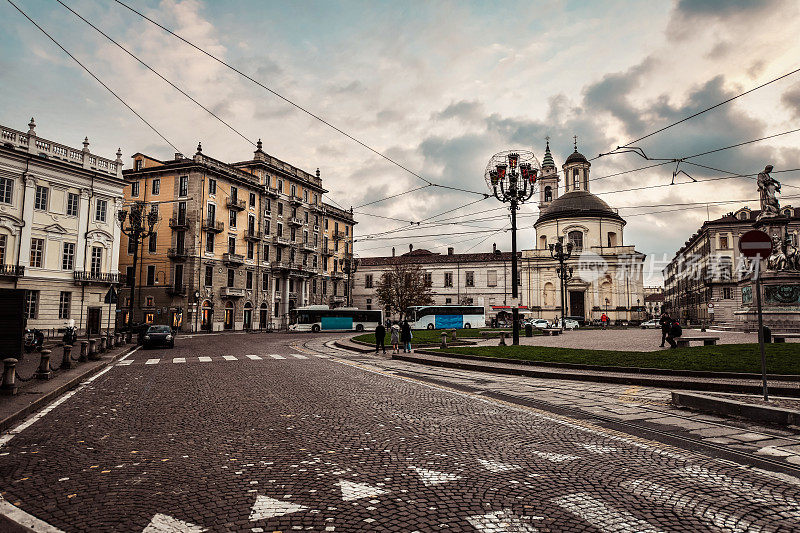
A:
430,344,800,375
354,328,528,346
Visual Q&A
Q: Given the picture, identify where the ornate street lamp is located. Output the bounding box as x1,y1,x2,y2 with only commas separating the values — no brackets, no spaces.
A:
117,201,159,329
549,236,573,329
342,257,360,307
485,150,540,345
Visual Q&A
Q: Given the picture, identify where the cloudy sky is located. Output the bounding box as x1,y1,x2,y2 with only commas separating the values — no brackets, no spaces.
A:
2,0,800,284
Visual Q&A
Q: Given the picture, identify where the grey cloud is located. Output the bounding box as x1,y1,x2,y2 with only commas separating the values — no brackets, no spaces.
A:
433,100,485,122
782,84,800,119
675,0,777,16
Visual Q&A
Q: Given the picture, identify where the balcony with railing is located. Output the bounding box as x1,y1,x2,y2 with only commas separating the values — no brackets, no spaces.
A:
166,284,187,296
0,264,24,278
272,235,291,246
330,270,344,280
73,271,120,284
244,229,262,241
169,216,190,230
302,241,317,252
333,231,348,241
202,219,224,233
271,260,290,271
220,287,246,298
288,217,303,226
290,196,302,206
265,186,279,198
226,197,246,211
222,252,244,265
167,248,189,261
322,247,336,256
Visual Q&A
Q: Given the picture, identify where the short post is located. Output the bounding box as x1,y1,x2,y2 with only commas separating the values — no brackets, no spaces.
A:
99,336,107,353
88,338,99,361
2,358,18,395
125,331,132,344
499,332,506,346
451,329,457,341
35,349,52,380
80,341,89,362
440,331,448,349
62,344,74,370
116,334,122,346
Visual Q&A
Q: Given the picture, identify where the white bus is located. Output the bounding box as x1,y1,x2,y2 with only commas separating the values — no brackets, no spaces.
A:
405,305,486,330
289,305,383,333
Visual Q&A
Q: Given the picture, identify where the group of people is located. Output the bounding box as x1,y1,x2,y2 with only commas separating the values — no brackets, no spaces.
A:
659,312,683,348
374,320,413,355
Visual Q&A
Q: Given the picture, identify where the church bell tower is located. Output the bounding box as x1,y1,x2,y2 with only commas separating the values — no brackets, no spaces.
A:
539,138,559,210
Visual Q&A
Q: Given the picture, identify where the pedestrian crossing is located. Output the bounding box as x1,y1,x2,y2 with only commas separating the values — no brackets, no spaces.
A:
116,353,327,367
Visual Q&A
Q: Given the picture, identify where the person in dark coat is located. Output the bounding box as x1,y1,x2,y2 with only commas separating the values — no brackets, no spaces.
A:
659,312,671,347
665,319,682,349
374,323,386,354
400,320,412,353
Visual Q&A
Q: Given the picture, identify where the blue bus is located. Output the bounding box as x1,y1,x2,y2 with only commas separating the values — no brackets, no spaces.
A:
405,305,486,330
290,306,383,333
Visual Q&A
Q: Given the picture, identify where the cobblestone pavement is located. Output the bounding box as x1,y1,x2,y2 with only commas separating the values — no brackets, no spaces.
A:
2,333,800,532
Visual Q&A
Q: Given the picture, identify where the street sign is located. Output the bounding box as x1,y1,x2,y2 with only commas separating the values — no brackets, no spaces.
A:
739,230,772,258
707,303,714,309
103,287,118,304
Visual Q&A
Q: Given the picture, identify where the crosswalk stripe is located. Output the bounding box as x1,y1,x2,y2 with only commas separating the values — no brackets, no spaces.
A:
246,354,262,360
223,355,237,361
678,465,800,512
198,356,212,362
267,354,285,359
145,359,160,365
552,493,664,533
290,354,307,359
466,509,540,532
173,357,186,363
310,353,329,358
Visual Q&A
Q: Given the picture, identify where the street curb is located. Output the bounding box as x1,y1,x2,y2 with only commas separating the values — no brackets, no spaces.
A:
0,495,62,532
413,349,800,382
0,344,137,434
392,353,800,397
333,340,374,353
671,391,800,426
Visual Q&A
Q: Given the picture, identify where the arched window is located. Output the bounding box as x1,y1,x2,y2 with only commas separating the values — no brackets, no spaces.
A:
607,232,617,247
568,230,583,251
543,282,555,307
544,186,552,202
739,211,748,220
201,300,213,331
224,301,234,330
572,169,581,190
784,209,793,217
539,235,547,249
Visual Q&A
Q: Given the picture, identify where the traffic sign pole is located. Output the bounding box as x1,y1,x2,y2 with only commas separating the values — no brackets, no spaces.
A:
754,256,768,401
739,230,772,401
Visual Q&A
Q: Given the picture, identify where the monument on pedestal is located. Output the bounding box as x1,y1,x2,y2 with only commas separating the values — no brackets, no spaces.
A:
735,166,800,332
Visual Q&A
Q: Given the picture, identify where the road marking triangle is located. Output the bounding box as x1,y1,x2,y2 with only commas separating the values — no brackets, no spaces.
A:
249,495,308,521
142,513,206,532
478,459,521,473
466,509,540,532
336,479,388,501
409,466,461,486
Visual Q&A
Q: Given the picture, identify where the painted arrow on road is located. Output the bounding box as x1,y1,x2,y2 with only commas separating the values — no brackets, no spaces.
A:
336,479,388,501
142,513,206,532
249,495,308,521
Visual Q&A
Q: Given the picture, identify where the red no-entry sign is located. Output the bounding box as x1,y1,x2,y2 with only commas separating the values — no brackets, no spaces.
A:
739,230,772,258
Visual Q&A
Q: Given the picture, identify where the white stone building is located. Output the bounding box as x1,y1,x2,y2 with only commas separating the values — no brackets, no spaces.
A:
0,118,124,334
521,141,646,323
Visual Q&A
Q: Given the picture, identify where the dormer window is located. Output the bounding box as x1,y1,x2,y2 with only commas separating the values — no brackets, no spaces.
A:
739,212,748,220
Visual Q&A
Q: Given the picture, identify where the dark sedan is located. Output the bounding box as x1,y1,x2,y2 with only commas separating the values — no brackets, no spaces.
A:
142,325,175,349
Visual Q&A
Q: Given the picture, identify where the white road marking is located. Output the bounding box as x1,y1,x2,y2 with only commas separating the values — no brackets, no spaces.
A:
116,360,133,366
198,356,212,363
336,479,388,501
679,465,800,512
0,494,64,532
622,478,760,533
223,355,237,361
466,509,540,532
478,459,521,473
246,354,262,360
249,495,308,521
291,354,308,359
267,354,285,360
142,513,206,532
552,492,665,533
409,466,461,486
145,359,160,365
310,353,329,358
576,444,619,454
172,357,186,363
529,451,580,463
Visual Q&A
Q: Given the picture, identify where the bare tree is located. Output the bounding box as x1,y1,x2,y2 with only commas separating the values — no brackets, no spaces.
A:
376,262,434,319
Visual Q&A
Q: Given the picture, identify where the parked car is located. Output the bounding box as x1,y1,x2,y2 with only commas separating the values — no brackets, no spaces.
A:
142,325,175,349
564,316,588,327
526,319,551,329
640,319,660,329
553,318,579,330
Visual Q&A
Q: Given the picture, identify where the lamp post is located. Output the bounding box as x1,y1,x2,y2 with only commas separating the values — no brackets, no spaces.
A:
343,257,360,307
117,201,159,329
485,151,539,345
549,236,573,329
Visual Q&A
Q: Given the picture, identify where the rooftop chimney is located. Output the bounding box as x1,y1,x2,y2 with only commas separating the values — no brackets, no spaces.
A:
493,243,497,253
175,152,183,161
409,244,413,253
392,247,395,257
447,247,454,255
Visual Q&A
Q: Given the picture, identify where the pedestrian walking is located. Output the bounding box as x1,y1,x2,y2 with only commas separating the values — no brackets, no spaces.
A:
600,313,609,330
665,319,682,349
659,312,671,347
375,323,386,354
390,323,400,354
401,320,413,353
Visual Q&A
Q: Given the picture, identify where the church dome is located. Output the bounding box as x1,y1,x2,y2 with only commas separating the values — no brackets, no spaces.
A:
536,190,624,225
564,150,589,165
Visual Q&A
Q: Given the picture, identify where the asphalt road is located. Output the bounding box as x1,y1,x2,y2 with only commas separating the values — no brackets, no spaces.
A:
2,332,800,532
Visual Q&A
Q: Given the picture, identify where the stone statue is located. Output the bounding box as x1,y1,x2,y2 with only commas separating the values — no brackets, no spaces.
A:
757,165,781,219
767,235,787,271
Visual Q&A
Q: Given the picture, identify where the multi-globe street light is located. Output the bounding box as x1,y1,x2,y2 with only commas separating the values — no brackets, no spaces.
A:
117,201,159,329
485,151,540,345
549,236,573,330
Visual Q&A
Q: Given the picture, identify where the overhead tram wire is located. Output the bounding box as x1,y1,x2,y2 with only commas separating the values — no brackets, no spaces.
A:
6,0,181,154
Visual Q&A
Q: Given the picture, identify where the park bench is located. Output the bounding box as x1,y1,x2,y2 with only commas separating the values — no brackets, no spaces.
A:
774,333,800,343
676,336,719,348
542,328,562,336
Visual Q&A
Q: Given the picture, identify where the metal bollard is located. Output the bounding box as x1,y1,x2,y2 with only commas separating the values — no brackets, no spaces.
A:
35,349,52,380
62,344,74,370
80,341,89,362
499,332,507,346
107,334,114,350
125,331,132,344
440,331,448,349
88,339,99,361
2,358,18,395
99,336,107,353
451,329,457,341
116,334,122,347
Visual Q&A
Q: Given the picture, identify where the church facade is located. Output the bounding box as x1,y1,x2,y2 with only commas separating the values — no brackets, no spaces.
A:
521,141,646,323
